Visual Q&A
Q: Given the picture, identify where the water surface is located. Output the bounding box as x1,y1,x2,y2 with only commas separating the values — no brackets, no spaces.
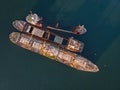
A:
0,0,120,89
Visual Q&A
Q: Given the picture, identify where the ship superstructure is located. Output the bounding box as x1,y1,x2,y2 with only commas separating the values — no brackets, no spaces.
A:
9,12,99,72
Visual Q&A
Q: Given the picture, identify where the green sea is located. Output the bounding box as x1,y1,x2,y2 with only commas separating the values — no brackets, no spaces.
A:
0,0,120,90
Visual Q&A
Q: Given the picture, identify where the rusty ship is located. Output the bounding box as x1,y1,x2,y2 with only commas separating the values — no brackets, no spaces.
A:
9,12,99,72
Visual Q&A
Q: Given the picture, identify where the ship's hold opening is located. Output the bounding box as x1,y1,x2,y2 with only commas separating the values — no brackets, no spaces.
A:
26,25,33,34
43,32,49,39
29,27,33,33
54,36,63,44
62,39,67,45
49,34,55,41
48,34,67,45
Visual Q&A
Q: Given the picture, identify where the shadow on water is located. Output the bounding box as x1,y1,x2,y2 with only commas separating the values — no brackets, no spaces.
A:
31,0,120,63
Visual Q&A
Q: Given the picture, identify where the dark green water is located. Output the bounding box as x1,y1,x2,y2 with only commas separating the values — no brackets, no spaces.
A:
1,0,120,89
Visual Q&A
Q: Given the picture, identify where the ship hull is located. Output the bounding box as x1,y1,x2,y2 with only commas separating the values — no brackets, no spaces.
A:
9,32,99,72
